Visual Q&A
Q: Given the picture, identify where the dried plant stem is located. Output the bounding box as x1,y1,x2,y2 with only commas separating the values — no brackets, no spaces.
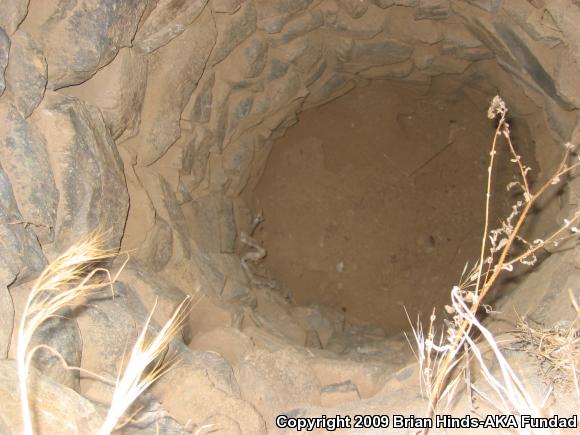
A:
422,97,580,427
474,113,503,297
505,133,531,195
451,287,542,421
503,214,580,268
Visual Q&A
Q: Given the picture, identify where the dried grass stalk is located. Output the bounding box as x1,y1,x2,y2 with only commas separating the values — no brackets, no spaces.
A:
98,296,191,434
17,233,119,435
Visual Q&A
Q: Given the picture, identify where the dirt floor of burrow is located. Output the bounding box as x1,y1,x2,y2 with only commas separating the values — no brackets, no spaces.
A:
252,78,535,333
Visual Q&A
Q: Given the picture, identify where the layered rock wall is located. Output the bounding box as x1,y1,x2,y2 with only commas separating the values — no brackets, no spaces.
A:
0,0,579,432
1,1,579,297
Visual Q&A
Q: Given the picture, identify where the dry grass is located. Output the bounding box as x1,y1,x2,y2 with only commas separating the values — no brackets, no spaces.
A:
16,232,191,435
17,232,120,435
99,296,191,434
514,290,580,397
408,95,580,432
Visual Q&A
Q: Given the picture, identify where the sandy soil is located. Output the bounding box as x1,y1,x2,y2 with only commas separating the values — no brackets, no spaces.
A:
253,78,533,333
